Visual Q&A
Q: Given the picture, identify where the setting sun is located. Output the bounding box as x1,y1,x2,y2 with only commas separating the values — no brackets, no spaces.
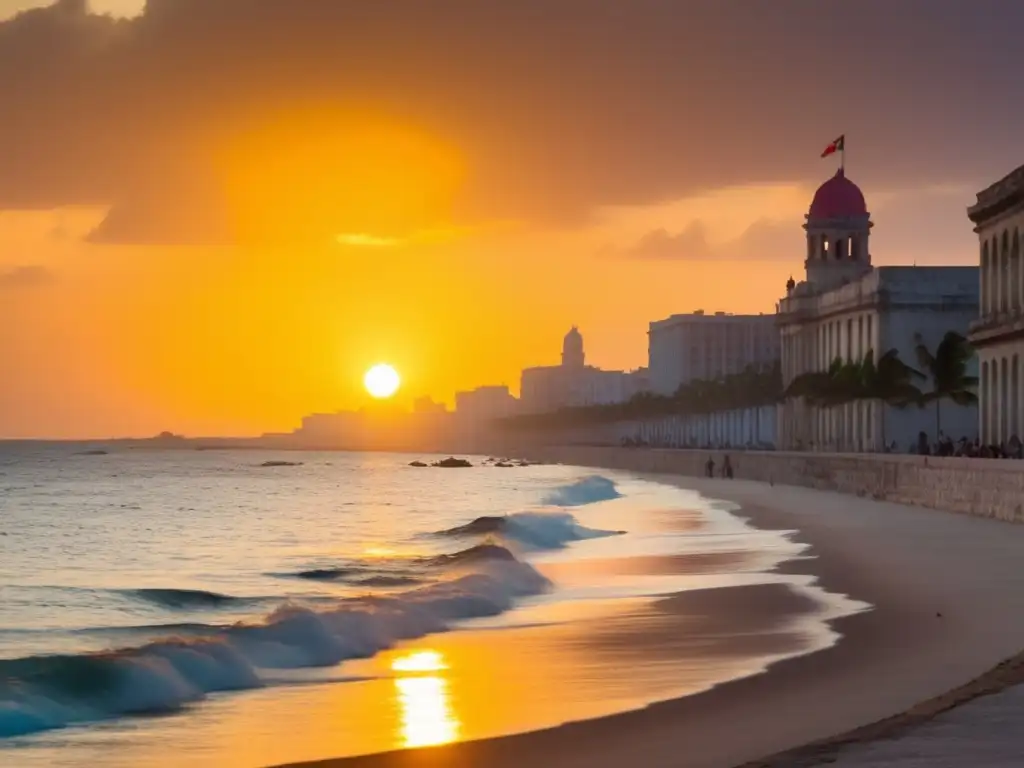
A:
364,364,401,399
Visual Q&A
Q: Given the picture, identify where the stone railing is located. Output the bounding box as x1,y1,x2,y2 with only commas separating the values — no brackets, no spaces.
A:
527,445,1024,523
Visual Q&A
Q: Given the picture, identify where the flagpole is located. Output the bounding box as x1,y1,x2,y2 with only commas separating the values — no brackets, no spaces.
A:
841,136,846,173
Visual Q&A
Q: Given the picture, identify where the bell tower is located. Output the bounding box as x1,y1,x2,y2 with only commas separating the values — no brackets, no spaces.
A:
804,168,873,290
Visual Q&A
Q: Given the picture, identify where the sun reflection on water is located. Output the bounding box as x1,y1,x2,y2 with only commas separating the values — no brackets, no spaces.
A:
391,650,459,748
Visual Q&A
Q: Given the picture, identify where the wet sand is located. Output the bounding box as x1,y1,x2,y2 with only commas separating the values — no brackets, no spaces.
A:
278,474,1024,768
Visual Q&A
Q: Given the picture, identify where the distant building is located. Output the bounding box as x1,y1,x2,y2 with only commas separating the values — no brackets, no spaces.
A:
777,167,979,452
455,385,518,422
520,328,646,413
967,164,1024,446
648,311,778,396
296,411,362,442
413,396,447,414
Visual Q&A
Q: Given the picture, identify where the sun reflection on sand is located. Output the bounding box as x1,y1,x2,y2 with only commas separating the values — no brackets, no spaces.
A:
391,650,460,748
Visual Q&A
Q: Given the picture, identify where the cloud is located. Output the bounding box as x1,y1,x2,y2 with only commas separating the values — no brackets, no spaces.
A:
1,0,1024,243
613,219,803,262
0,265,55,288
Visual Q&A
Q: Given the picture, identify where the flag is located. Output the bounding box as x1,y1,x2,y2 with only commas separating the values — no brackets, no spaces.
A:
821,135,845,158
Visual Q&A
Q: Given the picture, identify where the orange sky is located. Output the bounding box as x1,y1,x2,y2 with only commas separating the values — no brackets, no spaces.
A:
0,0,1009,439
0,166,976,439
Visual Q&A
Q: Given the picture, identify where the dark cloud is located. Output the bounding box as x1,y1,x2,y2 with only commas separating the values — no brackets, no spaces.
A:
2,0,1024,243
614,220,802,262
0,265,56,288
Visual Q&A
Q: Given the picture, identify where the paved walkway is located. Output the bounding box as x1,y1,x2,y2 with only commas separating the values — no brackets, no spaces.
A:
822,685,1024,767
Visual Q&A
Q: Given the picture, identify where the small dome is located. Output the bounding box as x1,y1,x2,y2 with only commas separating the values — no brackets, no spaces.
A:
808,168,867,219
564,326,582,342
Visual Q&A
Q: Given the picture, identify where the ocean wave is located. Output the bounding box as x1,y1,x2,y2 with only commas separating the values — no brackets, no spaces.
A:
439,516,505,537
124,588,249,609
438,512,623,551
292,568,358,582
352,576,423,588
0,558,549,739
427,543,518,567
542,475,621,507
286,565,422,586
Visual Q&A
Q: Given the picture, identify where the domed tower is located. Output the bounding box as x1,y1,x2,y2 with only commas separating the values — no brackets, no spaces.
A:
804,168,873,290
562,326,585,368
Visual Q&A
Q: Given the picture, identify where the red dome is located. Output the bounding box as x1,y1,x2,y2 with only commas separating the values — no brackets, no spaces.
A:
808,168,867,219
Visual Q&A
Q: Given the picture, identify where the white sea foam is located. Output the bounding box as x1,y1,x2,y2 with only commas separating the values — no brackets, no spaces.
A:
0,558,549,738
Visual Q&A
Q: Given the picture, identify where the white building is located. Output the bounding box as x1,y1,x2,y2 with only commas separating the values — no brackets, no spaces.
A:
967,164,1024,445
520,328,646,413
777,167,979,452
648,311,778,396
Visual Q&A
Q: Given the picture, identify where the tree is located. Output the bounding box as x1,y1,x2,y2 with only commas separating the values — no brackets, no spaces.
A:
784,357,850,407
783,350,924,449
913,331,978,435
857,349,925,448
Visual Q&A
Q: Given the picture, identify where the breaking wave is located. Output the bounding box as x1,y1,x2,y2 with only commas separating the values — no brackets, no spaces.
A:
542,475,621,507
439,511,622,551
0,557,549,738
0,473,630,740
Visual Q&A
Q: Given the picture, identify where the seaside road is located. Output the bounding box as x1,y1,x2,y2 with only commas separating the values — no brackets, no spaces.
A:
280,476,1024,768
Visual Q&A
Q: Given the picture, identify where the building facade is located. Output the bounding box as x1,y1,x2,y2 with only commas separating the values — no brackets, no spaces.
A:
648,311,778,396
777,168,979,452
520,328,647,413
454,385,519,422
967,163,1024,446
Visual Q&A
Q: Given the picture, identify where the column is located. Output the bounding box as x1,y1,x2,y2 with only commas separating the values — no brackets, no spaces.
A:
1004,357,1011,444
1018,235,1024,316
1013,245,1021,312
1013,355,1020,438
997,247,1004,315
981,360,990,443
988,239,997,316
978,362,984,444
1018,354,1024,439
981,247,988,318
990,358,995,443
992,358,1000,443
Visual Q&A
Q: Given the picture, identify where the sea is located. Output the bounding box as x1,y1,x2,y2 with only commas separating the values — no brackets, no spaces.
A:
0,445,865,767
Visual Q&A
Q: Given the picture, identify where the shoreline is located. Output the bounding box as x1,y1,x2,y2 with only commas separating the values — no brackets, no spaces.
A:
277,469,1024,768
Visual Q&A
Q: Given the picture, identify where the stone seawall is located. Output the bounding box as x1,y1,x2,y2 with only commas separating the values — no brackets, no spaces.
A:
528,446,1024,523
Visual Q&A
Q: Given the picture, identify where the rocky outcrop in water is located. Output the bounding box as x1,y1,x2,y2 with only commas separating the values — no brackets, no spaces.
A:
432,457,473,468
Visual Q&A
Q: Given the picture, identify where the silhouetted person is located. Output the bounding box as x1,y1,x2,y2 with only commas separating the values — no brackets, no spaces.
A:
723,454,734,479
705,456,715,478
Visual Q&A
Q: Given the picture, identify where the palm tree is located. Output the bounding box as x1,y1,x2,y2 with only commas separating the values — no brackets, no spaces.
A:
913,331,978,435
784,357,851,407
859,348,925,448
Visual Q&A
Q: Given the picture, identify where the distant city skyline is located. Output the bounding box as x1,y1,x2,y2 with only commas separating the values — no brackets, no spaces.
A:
3,0,1021,438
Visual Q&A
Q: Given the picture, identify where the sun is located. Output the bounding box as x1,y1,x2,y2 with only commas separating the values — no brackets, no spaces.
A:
364,363,401,399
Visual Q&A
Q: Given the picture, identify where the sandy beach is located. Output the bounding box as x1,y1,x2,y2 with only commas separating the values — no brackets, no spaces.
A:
278,471,1024,768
